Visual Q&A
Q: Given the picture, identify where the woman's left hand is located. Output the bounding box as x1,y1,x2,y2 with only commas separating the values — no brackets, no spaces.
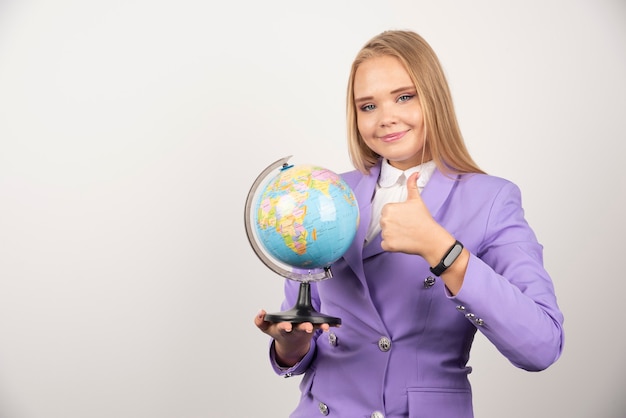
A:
379,172,468,295
380,172,452,258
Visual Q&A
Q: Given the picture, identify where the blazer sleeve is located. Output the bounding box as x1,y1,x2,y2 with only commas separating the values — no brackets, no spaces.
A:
450,180,565,371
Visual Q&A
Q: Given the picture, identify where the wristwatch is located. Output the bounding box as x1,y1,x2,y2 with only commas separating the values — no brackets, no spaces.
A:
429,240,464,276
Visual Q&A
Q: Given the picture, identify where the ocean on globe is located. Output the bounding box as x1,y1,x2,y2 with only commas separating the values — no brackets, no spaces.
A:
254,164,359,270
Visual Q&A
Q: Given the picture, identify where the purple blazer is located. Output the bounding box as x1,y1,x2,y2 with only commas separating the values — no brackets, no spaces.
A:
269,160,565,418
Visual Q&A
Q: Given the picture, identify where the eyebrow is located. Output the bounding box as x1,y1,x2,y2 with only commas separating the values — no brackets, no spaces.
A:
354,86,416,103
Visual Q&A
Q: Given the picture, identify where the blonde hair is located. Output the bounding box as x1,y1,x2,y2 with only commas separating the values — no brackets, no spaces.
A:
346,30,485,175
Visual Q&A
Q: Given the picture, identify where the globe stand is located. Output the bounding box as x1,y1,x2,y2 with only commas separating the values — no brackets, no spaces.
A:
264,281,342,326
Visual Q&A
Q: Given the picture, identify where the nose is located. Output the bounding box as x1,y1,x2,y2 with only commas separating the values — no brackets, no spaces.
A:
378,104,397,127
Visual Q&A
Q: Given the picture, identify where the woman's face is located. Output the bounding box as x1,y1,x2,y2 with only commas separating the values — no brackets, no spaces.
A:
353,55,429,170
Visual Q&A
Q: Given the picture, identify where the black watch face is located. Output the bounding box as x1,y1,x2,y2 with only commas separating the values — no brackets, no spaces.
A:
443,244,463,267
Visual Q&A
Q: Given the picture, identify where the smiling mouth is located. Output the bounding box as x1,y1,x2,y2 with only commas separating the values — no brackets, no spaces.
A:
380,130,407,143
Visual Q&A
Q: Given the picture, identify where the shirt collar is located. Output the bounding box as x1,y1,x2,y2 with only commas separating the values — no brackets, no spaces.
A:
378,159,437,188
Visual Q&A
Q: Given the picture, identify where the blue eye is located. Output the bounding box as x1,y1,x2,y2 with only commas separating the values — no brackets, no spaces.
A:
360,104,376,112
398,94,414,102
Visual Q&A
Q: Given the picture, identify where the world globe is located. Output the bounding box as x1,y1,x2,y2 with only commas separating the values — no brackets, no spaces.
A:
244,156,360,325
254,163,359,271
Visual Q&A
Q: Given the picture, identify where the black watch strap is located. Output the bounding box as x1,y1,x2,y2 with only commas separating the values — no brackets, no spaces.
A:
430,240,464,276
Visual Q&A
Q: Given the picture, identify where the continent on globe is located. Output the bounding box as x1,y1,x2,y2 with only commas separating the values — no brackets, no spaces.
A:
254,164,359,270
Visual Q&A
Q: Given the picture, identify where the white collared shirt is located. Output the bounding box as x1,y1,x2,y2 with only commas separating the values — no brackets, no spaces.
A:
365,159,437,245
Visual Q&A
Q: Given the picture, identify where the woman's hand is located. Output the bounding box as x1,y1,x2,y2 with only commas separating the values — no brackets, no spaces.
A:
379,172,468,295
380,172,452,258
254,309,330,367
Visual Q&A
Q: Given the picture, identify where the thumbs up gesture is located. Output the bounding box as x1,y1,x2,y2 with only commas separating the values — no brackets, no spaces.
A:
380,172,449,257
380,171,467,294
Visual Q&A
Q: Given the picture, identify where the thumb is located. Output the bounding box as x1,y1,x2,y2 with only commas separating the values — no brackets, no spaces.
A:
405,172,421,201
255,309,270,331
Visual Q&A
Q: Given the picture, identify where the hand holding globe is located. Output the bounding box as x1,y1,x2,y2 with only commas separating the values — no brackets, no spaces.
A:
244,156,360,325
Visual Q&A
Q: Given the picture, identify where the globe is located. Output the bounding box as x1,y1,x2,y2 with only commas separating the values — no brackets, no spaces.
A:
244,156,360,325
254,163,359,271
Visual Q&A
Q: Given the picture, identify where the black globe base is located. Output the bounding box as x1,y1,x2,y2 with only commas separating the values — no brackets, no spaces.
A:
264,282,341,326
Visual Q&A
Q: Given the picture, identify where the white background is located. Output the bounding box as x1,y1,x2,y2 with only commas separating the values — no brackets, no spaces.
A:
0,1,624,417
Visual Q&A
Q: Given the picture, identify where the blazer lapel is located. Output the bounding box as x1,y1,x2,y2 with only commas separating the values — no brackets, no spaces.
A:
420,169,459,220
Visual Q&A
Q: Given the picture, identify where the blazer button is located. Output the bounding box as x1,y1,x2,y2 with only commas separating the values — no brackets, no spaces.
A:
371,411,385,418
378,336,391,352
456,305,466,312
423,276,436,288
328,332,338,347
318,402,329,415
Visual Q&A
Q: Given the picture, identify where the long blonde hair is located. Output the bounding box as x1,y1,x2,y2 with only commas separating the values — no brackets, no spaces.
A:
346,30,484,175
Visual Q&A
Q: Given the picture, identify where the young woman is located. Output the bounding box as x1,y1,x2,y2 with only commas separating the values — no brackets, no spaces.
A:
254,30,564,418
